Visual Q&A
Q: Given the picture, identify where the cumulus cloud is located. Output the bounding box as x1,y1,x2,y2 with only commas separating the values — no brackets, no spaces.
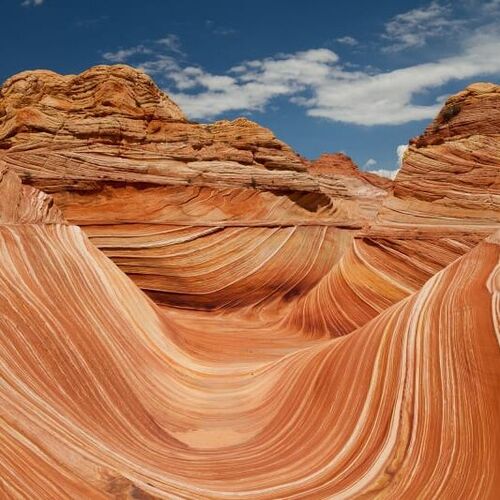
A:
167,48,340,119
396,144,409,167
382,1,464,52
364,158,377,168
101,26,500,125
21,0,44,5
336,36,358,46
368,169,399,180
302,30,500,125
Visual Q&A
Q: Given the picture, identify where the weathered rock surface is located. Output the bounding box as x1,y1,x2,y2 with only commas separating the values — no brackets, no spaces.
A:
0,166,64,224
310,152,393,190
0,67,499,498
0,65,391,309
0,204,498,498
377,82,500,230
0,65,388,225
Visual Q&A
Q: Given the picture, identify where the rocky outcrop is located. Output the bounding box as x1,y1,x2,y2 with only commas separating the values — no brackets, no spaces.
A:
376,82,500,231
0,65,388,226
310,152,393,190
0,65,499,498
0,166,64,224
0,65,391,309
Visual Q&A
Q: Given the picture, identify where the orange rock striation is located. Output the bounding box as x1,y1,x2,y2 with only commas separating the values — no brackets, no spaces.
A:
0,65,390,311
310,152,393,190
0,67,499,498
284,82,500,337
0,169,498,497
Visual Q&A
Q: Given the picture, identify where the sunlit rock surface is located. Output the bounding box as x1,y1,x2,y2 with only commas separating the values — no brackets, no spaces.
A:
0,68,499,498
0,65,390,310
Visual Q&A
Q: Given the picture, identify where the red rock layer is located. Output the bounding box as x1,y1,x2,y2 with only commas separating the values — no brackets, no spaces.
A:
377,82,500,230
310,152,393,190
0,219,498,498
0,66,499,498
0,166,64,224
0,65,390,311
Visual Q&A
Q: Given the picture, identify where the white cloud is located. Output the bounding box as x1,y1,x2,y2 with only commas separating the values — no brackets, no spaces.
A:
368,168,399,180
396,145,408,167
304,30,500,125
382,1,463,52
103,45,152,63
101,27,500,125
167,48,340,119
336,36,358,46
364,158,377,168
156,34,184,54
21,0,43,5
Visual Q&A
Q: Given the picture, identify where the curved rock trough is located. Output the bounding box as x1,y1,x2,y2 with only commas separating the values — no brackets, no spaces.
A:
0,66,498,498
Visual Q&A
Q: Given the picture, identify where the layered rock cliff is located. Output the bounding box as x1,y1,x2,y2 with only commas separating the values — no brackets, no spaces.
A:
0,65,391,310
0,66,499,498
0,171,498,498
0,65,388,226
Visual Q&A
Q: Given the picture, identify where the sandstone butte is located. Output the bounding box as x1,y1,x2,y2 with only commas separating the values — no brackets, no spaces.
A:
0,65,498,499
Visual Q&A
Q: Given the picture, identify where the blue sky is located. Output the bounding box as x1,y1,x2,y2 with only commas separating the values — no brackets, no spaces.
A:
1,0,500,174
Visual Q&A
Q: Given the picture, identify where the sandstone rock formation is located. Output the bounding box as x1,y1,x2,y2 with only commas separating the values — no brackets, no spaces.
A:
0,165,64,224
0,67,499,498
0,65,390,310
377,82,500,231
310,152,393,190
0,182,498,497
0,65,388,225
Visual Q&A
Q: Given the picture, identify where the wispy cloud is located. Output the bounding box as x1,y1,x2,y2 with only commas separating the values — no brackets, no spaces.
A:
156,34,184,54
103,45,153,63
363,158,377,168
100,13,500,126
382,1,463,52
368,168,399,180
205,20,237,36
102,35,183,63
21,0,44,6
336,36,358,46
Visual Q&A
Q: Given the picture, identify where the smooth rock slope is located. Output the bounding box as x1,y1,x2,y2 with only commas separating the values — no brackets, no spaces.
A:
0,175,498,497
0,66,499,498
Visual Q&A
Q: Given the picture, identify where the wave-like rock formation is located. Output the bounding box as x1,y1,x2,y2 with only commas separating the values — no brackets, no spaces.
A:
0,180,498,497
0,65,390,312
0,165,64,224
0,67,499,498
285,82,500,337
310,152,393,190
